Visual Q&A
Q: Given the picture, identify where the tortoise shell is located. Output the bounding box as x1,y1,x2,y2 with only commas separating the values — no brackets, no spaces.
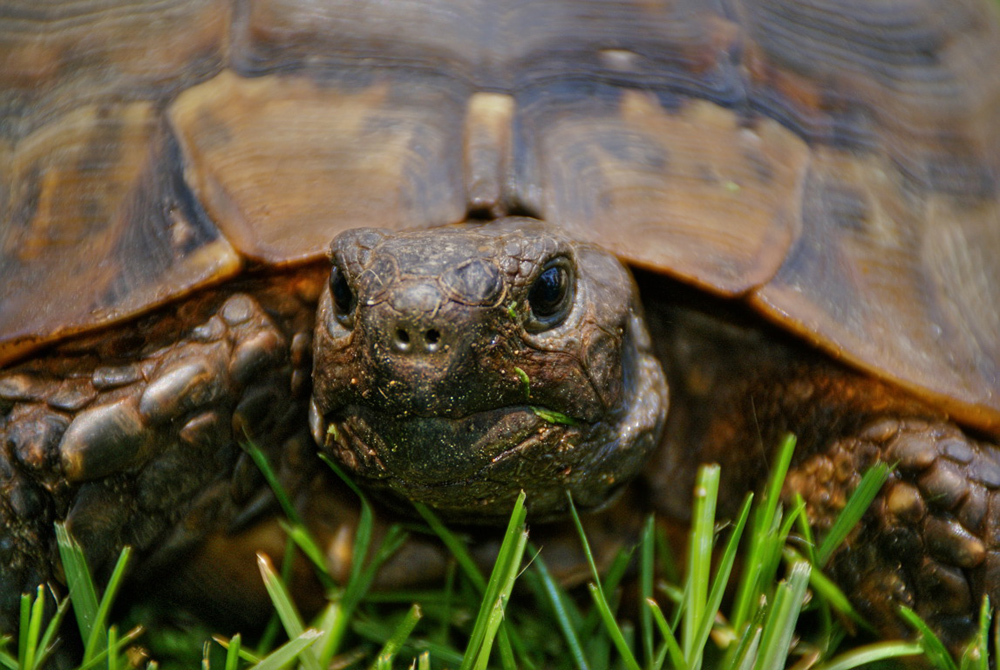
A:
2,0,999,433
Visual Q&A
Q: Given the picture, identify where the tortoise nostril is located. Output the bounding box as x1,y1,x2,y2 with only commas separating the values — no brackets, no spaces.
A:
390,325,446,353
394,328,411,351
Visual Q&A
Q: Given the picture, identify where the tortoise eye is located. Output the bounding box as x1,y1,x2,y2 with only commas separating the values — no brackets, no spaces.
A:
527,258,574,331
329,265,356,321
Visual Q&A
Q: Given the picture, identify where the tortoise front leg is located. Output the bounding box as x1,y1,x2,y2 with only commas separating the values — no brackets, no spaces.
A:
790,418,1000,650
0,287,317,636
643,298,1000,654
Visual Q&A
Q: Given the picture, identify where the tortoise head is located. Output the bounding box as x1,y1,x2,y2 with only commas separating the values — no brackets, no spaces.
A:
310,217,667,523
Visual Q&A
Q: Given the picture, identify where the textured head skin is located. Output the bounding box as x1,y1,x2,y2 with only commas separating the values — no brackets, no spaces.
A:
310,218,668,522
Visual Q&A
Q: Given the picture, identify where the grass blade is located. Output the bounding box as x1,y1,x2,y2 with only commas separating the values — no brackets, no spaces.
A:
648,598,686,670
20,586,45,670
755,560,811,670
319,455,376,587
684,464,720,666
250,629,322,670
279,519,336,591
225,633,242,670
55,523,100,649
460,491,527,670
372,603,422,670
816,463,890,567
242,440,302,526
640,515,655,666
567,492,641,670
734,626,763,670
817,640,924,670
533,553,590,670
731,434,797,633
783,547,868,630
899,606,958,670
107,626,118,670
33,597,70,670
76,626,144,670
586,584,641,670
413,502,488,593
688,492,753,670
84,546,132,663
257,553,322,670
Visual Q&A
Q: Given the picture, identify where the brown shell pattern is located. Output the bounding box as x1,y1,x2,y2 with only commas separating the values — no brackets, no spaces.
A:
1,0,999,432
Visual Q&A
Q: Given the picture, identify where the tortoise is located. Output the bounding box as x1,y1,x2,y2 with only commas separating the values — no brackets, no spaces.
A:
2,0,1000,655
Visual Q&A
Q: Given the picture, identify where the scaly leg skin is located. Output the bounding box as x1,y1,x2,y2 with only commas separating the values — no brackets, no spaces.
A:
0,273,322,636
792,418,1000,650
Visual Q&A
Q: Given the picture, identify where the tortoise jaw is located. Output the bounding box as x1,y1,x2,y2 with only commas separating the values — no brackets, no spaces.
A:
314,404,595,522
313,391,662,524
319,404,574,485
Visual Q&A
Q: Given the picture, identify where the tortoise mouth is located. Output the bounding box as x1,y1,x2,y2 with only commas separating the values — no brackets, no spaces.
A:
316,403,614,521
321,404,581,488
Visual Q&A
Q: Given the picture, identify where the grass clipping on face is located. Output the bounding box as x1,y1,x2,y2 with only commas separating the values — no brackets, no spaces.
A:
7,434,995,669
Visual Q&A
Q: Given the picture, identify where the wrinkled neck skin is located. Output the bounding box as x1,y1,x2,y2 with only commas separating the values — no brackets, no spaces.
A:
310,218,668,523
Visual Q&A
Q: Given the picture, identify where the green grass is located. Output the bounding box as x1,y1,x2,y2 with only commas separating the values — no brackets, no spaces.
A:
1,434,993,669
